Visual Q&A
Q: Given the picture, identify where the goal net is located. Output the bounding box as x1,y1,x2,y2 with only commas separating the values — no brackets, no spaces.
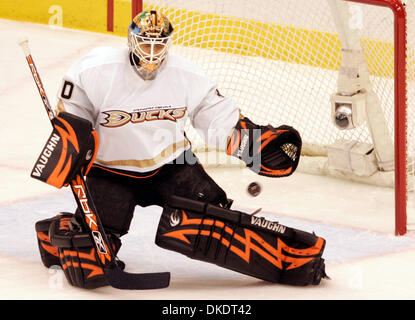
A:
139,0,414,235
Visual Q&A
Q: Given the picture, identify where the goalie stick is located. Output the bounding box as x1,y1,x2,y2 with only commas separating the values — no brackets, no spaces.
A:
18,37,170,290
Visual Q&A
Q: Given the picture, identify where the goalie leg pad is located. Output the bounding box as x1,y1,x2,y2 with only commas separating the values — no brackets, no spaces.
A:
35,213,122,289
35,216,61,268
155,196,327,286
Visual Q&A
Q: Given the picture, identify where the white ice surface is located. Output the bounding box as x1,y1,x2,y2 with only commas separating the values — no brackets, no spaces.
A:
1,19,415,299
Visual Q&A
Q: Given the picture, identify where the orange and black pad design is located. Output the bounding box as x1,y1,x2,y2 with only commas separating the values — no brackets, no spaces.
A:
156,196,327,286
31,112,98,189
35,216,62,268
226,116,302,178
34,209,118,289
58,247,107,289
45,212,121,289
56,236,122,289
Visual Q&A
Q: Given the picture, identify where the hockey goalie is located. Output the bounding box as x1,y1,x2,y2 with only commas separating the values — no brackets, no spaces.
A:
33,10,328,289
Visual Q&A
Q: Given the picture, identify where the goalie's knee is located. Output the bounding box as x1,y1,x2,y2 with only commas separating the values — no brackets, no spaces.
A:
35,213,123,289
155,196,328,286
35,215,63,268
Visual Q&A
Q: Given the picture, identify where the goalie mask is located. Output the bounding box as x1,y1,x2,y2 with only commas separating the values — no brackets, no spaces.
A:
128,10,174,80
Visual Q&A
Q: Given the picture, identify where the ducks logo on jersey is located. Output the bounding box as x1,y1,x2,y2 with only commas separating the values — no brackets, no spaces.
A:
100,107,187,128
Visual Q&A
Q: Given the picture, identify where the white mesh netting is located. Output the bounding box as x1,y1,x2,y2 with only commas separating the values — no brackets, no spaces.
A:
142,0,414,189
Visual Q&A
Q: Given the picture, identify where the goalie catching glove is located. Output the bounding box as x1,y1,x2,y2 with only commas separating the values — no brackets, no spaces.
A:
227,116,301,177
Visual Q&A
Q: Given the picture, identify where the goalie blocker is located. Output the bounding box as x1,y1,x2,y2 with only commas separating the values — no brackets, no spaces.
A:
31,112,98,188
156,196,328,286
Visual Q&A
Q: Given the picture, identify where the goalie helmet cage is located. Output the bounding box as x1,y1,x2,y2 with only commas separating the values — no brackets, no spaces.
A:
131,0,413,235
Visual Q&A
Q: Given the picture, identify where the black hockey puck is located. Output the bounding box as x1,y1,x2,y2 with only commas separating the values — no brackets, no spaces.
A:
247,182,261,197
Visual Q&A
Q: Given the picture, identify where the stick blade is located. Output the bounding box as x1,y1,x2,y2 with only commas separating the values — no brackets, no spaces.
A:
104,267,170,290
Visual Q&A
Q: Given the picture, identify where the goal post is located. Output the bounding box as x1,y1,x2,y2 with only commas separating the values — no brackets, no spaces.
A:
132,0,412,235
107,0,142,31
332,0,408,235
341,0,408,236
132,0,142,17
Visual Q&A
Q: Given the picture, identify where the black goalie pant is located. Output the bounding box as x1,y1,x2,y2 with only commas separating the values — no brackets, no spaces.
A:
76,151,228,237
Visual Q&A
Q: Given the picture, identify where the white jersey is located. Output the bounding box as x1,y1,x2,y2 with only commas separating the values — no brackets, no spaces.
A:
56,46,239,173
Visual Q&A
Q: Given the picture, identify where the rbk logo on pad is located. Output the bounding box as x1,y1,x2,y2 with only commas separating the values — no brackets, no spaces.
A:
100,107,187,128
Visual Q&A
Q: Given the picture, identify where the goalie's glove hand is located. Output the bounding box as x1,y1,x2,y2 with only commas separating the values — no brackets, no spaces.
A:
226,116,302,177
